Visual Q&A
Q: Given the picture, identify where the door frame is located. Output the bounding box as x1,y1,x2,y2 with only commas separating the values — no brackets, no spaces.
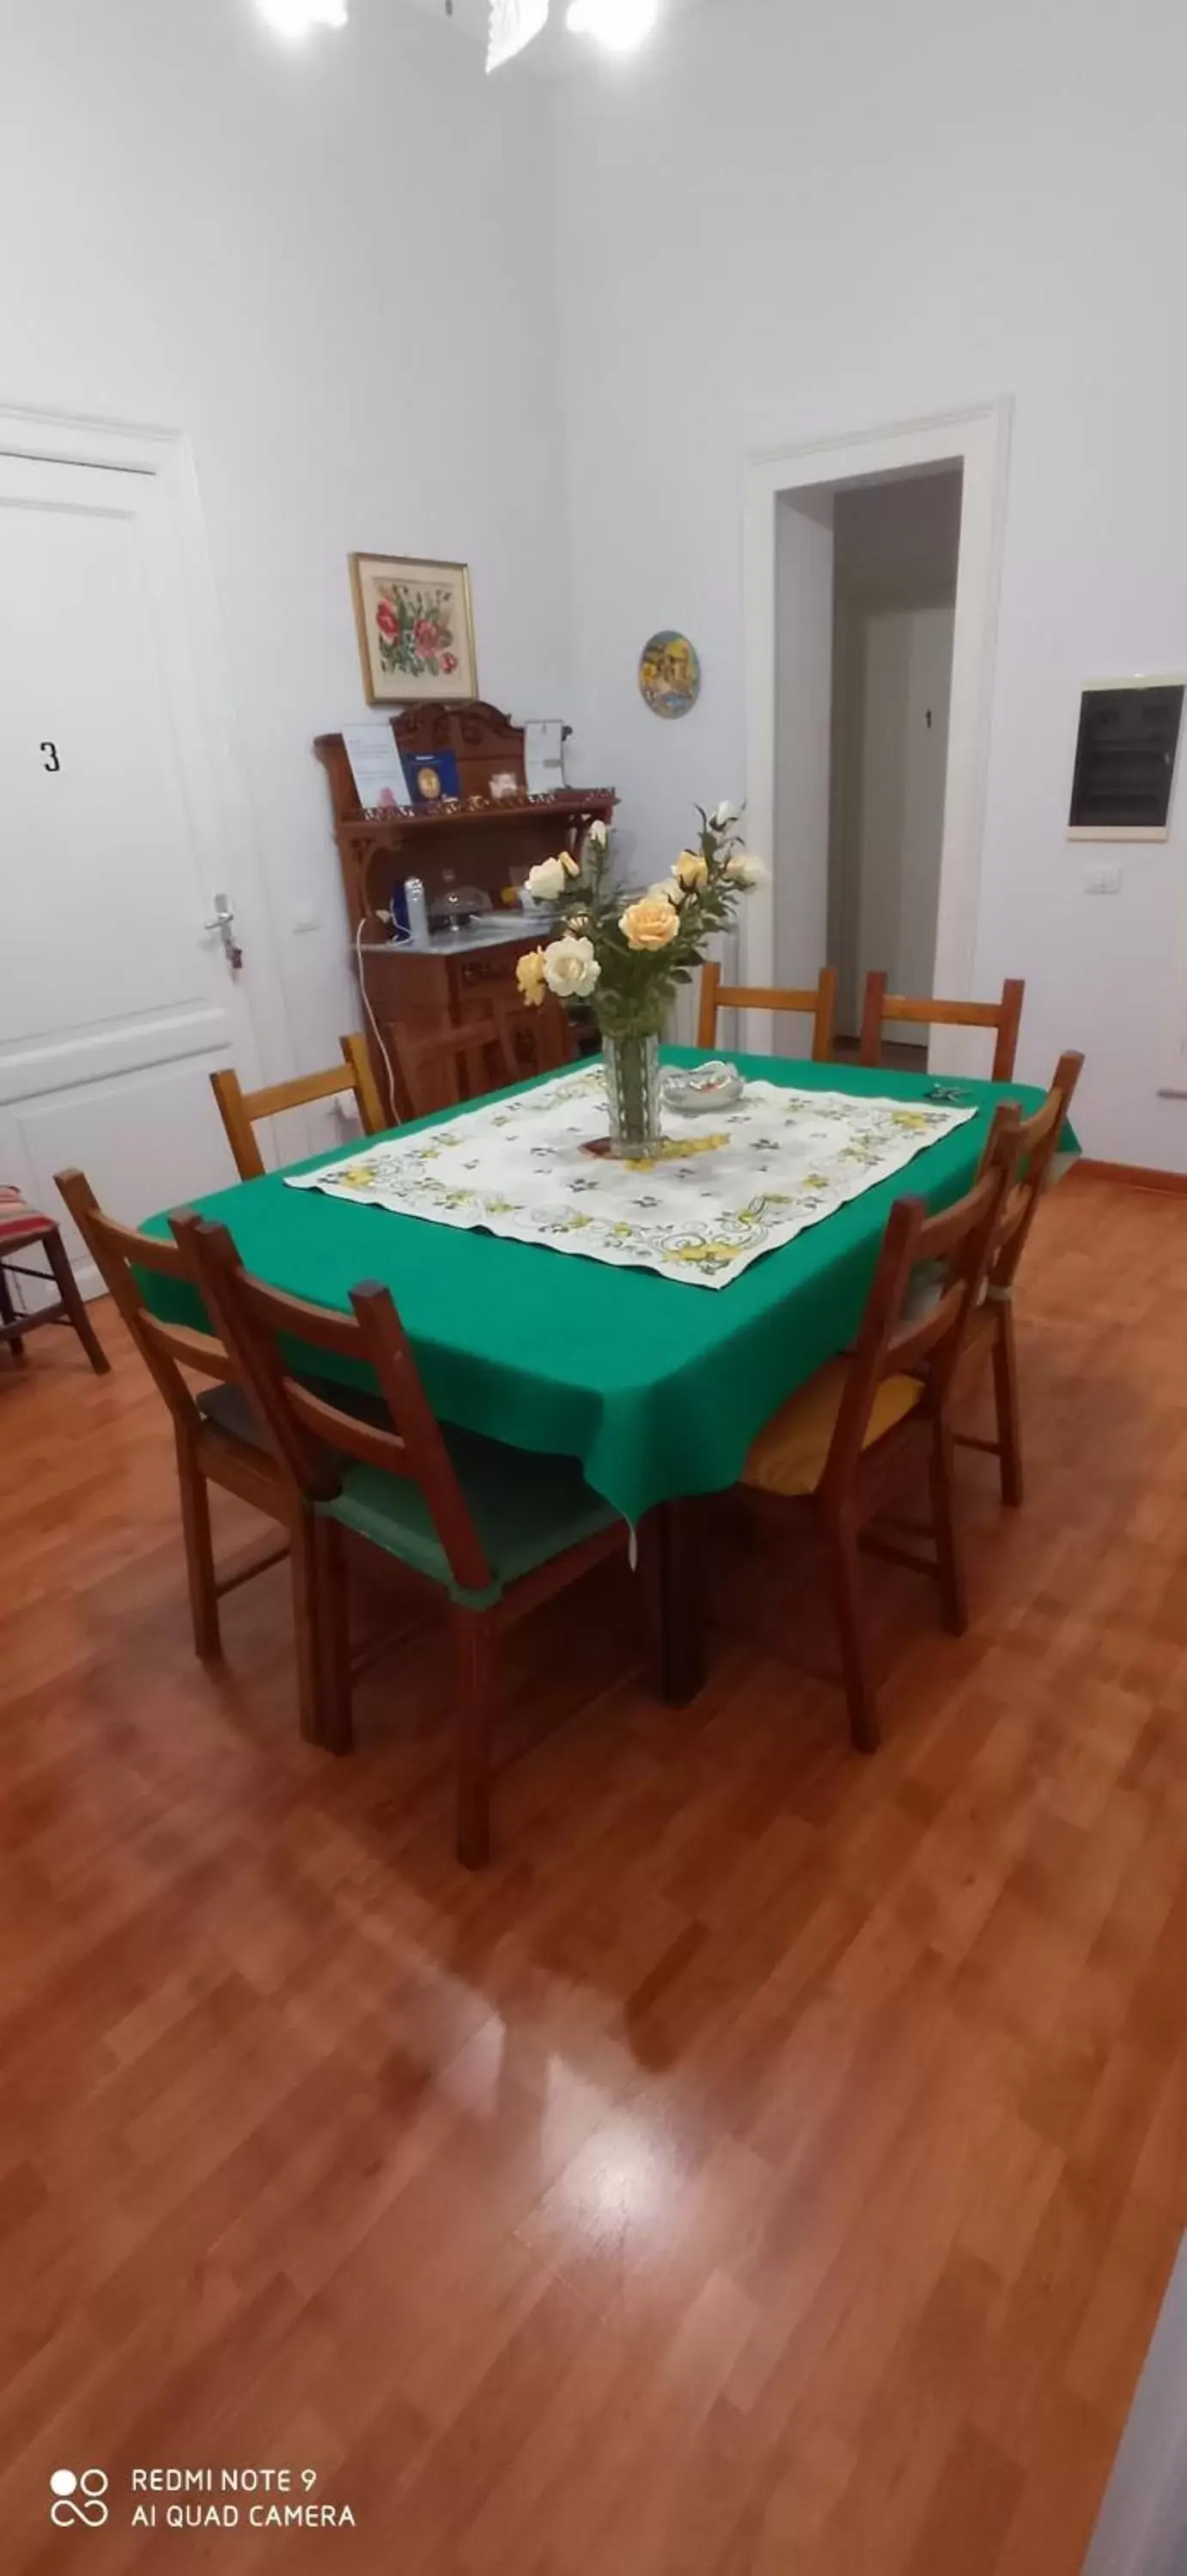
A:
0,401,294,1099
741,402,1012,1053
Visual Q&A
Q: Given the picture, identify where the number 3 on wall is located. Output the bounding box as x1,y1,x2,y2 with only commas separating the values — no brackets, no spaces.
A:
40,741,60,773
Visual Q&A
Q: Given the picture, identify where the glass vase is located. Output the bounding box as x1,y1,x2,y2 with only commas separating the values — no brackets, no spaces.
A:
601,1027,663,1157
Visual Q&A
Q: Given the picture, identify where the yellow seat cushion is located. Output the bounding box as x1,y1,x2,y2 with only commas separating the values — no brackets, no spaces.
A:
742,1358,924,1498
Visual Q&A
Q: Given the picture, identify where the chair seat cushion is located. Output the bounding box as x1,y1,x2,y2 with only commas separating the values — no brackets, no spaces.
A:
0,1187,55,1249
742,1358,924,1499
319,1425,621,1609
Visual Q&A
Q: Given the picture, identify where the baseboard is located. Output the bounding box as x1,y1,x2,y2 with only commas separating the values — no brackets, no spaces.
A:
1070,1159,1187,1196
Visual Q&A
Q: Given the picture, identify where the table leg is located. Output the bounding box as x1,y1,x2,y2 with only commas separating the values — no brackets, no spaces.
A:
647,1498,706,1707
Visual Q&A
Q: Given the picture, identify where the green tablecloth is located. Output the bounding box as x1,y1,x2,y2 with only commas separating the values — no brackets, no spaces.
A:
142,1051,1068,1526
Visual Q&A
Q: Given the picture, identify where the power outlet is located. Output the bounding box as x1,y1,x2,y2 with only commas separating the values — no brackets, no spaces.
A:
1084,864,1123,896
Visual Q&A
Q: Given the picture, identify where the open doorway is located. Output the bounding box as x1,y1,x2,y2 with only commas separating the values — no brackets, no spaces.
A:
829,469,963,1058
742,405,1010,1074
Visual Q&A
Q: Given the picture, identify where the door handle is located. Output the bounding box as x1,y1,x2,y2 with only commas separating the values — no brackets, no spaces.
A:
204,893,244,971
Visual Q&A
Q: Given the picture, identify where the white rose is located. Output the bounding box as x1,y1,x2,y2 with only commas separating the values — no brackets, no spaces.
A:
712,801,739,830
586,820,609,852
526,855,569,903
725,853,765,888
649,877,685,906
543,933,601,1001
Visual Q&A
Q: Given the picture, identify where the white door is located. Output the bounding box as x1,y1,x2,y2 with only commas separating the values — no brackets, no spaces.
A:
0,451,271,1295
770,489,835,1054
849,595,954,1036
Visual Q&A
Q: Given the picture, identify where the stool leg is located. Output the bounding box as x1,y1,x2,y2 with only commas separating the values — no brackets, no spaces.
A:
43,1228,110,1375
0,1261,26,1363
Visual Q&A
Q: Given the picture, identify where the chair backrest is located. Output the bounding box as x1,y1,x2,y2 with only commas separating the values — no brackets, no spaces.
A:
819,1103,1020,1505
980,1049,1084,1293
211,1034,386,1182
171,1212,494,1595
54,1169,236,1432
395,1012,515,1121
697,964,837,1061
859,974,1025,1081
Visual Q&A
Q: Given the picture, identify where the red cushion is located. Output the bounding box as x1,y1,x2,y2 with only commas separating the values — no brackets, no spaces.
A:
0,1186,55,1248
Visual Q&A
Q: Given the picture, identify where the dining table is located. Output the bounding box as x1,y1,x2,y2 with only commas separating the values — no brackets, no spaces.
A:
140,1046,1074,1700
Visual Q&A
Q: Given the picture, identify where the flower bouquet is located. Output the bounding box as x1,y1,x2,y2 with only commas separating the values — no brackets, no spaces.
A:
515,805,763,1154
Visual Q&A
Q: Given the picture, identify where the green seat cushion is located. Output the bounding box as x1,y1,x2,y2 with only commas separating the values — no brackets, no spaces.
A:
318,1425,623,1609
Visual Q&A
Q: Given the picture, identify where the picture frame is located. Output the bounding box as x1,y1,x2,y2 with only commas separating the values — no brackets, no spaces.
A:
350,553,478,707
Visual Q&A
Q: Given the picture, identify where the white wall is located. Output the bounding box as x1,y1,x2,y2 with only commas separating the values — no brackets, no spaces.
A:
1083,2237,1187,2576
832,473,964,592
550,0,1187,1164
0,0,569,1083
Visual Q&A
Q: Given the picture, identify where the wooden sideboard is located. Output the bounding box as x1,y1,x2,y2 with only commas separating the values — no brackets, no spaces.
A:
315,702,616,1118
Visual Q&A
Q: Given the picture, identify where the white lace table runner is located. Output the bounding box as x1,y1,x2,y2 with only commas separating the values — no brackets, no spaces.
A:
285,1069,977,1289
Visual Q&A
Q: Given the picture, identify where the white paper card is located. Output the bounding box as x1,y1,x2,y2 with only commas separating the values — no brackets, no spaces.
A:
526,718,566,799
343,724,410,813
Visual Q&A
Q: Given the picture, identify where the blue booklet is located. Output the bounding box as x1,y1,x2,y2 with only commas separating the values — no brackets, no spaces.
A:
403,750,460,806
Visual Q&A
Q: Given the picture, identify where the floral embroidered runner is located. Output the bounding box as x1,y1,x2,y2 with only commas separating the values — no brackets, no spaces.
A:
285,1069,977,1290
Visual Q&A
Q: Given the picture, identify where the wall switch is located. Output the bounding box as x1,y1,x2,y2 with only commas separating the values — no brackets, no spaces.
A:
1084,865,1123,895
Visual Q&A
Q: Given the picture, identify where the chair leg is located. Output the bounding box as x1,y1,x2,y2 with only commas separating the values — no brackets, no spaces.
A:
174,1427,220,1663
0,1261,25,1363
992,1305,1024,1508
929,1415,969,1637
453,1606,496,1869
42,1227,111,1375
314,1516,354,1756
822,1509,881,1754
289,1508,326,1747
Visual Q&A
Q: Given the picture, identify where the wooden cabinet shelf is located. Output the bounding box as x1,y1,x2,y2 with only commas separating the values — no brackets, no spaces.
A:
315,700,616,1118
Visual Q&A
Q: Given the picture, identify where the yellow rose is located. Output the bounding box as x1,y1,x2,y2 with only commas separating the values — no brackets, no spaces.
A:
675,849,709,893
619,893,680,952
516,946,549,1007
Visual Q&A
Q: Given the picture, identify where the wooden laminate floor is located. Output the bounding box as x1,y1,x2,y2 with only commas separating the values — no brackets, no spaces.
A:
3,1176,1186,2573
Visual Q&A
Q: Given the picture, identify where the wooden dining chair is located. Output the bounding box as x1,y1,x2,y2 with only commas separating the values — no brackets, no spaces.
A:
54,1168,324,1736
859,974,1025,1079
738,1109,1019,1753
393,1013,517,1121
0,1185,109,1377
954,1049,1085,1505
210,1034,387,1182
697,964,837,1061
173,1211,630,1868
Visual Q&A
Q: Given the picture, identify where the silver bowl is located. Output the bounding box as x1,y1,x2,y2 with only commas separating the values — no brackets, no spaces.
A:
662,1060,746,1116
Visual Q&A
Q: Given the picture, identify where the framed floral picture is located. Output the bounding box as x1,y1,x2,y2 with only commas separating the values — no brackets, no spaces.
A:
350,554,478,706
